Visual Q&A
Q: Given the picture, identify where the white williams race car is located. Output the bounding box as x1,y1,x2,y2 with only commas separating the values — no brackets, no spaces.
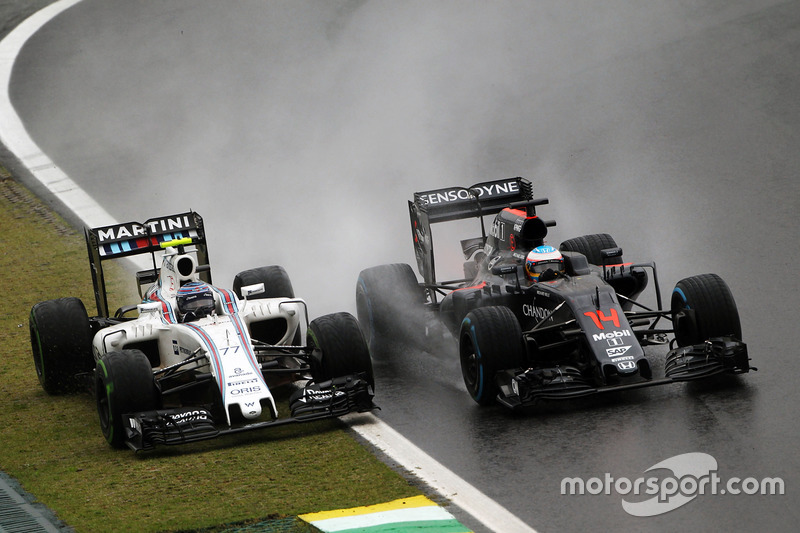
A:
29,212,374,451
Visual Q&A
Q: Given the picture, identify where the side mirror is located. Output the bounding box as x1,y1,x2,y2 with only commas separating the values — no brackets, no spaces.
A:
600,247,625,279
240,283,265,298
491,264,518,276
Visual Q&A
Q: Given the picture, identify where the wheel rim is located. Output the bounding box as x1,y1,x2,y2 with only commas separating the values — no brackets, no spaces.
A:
460,335,480,393
95,370,114,441
30,321,45,380
98,394,111,430
671,287,693,345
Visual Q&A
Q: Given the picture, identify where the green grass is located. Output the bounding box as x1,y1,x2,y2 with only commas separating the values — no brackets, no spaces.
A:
0,173,420,532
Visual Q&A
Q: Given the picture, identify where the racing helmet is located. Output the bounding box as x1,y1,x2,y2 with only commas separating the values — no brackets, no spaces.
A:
176,281,215,321
524,245,565,282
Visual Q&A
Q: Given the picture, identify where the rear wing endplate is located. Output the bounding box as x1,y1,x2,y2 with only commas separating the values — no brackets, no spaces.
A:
85,211,211,317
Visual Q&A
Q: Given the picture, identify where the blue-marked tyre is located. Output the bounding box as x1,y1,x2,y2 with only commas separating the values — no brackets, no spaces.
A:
95,350,159,448
29,297,93,394
671,273,742,347
459,306,525,406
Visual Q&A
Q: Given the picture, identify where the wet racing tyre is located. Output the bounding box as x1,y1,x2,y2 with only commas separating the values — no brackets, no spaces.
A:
560,233,647,308
233,265,294,299
29,297,93,394
459,306,525,406
95,350,159,448
356,263,427,356
671,273,742,346
308,312,374,390
233,265,299,344
560,233,621,265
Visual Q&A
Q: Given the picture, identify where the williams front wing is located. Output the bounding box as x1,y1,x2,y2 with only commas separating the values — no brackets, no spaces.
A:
121,375,375,451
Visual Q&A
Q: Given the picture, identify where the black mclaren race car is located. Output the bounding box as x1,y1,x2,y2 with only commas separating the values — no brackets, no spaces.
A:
356,177,754,408
29,212,374,450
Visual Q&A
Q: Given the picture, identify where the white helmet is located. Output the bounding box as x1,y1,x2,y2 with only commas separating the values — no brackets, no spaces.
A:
524,245,565,282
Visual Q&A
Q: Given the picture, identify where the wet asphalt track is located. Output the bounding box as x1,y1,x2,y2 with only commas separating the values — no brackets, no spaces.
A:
7,1,800,531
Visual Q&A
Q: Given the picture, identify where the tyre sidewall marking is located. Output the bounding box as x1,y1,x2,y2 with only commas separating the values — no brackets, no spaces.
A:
30,311,46,380
673,287,691,309
97,359,115,442
464,318,485,401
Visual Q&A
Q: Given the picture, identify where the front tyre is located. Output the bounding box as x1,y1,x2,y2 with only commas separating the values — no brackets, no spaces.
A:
95,350,159,448
459,306,525,406
29,297,93,394
308,312,374,389
671,273,742,346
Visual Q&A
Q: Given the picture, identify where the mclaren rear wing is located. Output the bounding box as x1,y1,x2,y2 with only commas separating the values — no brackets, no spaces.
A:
411,176,535,224
408,177,548,285
85,211,211,317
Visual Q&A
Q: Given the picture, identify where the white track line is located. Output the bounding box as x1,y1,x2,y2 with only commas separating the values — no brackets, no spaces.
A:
0,3,537,532
346,413,537,532
0,0,113,229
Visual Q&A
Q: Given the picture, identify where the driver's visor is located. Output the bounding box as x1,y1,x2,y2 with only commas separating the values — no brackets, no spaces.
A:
527,259,564,274
180,293,214,312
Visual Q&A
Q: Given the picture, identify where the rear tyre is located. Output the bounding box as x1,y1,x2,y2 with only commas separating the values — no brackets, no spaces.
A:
308,312,374,389
356,263,427,356
671,273,742,346
560,233,647,308
29,297,93,394
559,233,621,265
459,306,525,406
95,350,159,448
232,265,294,299
233,265,299,344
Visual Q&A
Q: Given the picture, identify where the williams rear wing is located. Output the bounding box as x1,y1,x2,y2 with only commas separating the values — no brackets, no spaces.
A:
85,211,211,317
409,177,547,285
